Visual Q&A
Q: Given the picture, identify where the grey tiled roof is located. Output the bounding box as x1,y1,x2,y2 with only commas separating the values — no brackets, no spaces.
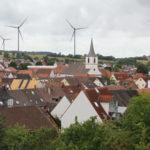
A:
61,63,89,75
88,39,96,57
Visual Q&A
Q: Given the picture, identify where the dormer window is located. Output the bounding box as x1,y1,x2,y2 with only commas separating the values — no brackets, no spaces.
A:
7,99,13,107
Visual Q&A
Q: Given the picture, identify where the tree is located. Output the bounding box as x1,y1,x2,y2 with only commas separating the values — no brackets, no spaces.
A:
35,61,42,66
4,52,9,59
16,52,22,59
9,61,17,69
19,63,31,70
31,127,57,150
2,125,31,150
0,116,5,149
121,93,150,148
137,63,148,74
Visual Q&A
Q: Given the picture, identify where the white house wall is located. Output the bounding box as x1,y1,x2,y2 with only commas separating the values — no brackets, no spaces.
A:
61,91,102,128
118,106,126,114
100,102,109,114
134,78,146,89
51,96,71,119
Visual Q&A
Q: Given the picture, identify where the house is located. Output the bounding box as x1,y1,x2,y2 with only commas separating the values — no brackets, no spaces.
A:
17,70,33,78
0,106,57,130
134,77,146,89
111,90,138,116
98,87,138,118
110,72,129,85
51,96,71,119
61,89,109,128
120,78,138,89
0,87,47,108
121,65,137,74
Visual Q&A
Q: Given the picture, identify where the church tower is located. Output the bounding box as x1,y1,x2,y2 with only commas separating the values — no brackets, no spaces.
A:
85,39,101,76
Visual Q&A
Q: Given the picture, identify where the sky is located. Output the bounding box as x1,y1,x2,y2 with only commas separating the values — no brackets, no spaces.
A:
0,0,150,57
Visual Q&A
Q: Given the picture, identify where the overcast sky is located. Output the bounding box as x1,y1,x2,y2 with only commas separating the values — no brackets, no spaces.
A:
0,0,150,57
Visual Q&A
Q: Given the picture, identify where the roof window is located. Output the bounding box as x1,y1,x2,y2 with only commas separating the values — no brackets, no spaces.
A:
94,101,99,107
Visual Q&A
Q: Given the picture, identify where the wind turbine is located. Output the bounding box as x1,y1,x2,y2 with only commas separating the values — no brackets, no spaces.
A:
7,18,27,52
0,36,10,51
66,20,87,56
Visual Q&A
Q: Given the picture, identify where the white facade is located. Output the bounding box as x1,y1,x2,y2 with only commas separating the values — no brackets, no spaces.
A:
51,96,71,119
85,56,101,76
85,57,98,70
118,106,127,114
100,102,109,114
94,78,104,87
110,74,118,84
148,80,150,88
134,78,146,89
61,91,102,128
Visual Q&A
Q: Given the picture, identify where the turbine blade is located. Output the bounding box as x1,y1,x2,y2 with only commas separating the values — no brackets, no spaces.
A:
70,31,75,41
66,19,74,29
0,35,3,40
19,17,28,27
7,25,17,29
76,27,88,30
19,29,23,41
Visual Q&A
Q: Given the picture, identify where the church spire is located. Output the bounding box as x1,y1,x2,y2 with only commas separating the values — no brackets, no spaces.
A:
88,39,96,57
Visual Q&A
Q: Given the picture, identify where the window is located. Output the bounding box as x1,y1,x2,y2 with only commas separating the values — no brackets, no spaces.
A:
88,58,89,63
7,99,13,107
95,88,99,93
94,101,99,107
0,101,3,106
40,98,44,102
94,58,96,63
16,101,20,105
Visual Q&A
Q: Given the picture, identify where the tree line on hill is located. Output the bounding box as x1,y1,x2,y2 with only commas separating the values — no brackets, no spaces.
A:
0,92,150,150
2,51,150,74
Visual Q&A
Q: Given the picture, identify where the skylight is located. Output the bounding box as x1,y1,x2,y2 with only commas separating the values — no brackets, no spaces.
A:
31,91,35,95
16,101,20,105
94,101,99,107
95,88,99,93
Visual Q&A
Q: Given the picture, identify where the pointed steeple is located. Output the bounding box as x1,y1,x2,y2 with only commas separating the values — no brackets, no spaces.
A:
88,39,96,57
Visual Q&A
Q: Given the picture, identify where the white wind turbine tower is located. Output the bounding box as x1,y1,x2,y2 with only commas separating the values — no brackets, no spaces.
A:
7,18,27,52
66,19,87,56
0,35,10,51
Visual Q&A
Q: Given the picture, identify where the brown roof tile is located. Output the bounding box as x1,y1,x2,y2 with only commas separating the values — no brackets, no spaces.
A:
0,106,55,130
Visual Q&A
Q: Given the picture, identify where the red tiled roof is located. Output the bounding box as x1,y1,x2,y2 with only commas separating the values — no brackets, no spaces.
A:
113,72,129,80
105,85,126,90
5,67,17,73
137,88,150,94
84,89,110,120
101,69,112,78
99,95,113,102
132,73,144,79
54,65,66,74
18,70,33,78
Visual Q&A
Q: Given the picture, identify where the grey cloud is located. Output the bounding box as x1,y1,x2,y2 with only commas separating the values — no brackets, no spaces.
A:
0,0,150,57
